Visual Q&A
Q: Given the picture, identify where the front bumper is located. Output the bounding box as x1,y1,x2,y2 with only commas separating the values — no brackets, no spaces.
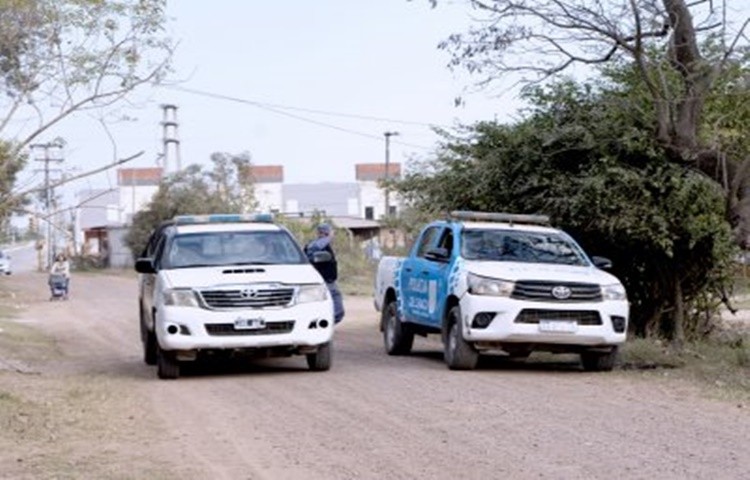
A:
156,301,334,352
459,294,628,347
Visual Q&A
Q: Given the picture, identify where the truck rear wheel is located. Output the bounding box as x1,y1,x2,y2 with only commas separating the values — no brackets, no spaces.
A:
383,299,414,355
140,307,157,366
306,342,332,371
444,306,479,370
157,344,180,380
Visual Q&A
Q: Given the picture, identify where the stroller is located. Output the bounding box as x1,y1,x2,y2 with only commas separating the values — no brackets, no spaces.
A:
48,273,69,301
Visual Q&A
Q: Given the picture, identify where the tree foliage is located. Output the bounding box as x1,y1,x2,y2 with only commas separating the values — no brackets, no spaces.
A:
436,0,748,160
207,151,258,214
0,0,173,224
0,140,27,219
125,153,257,259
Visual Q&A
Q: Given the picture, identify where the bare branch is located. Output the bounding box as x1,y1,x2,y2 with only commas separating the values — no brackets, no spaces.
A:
7,151,143,206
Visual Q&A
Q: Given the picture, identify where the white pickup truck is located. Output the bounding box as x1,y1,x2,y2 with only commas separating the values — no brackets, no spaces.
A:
136,213,335,379
374,211,629,371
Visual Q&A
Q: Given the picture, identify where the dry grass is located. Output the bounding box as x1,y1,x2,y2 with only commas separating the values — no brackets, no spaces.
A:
620,330,750,402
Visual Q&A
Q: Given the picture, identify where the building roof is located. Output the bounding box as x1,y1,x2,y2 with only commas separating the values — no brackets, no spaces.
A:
329,215,380,230
117,167,163,186
250,165,284,183
355,163,401,181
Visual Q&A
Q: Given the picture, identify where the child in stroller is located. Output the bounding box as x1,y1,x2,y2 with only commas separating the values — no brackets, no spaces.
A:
48,253,70,301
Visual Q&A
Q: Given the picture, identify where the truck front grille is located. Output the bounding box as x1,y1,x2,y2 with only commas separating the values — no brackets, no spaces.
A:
512,281,602,302
205,320,295,336
199,287,295,309
514,309,602,325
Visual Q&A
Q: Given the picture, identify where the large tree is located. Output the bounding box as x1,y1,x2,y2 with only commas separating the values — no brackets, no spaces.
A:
434,1,749,220
0,0,173,221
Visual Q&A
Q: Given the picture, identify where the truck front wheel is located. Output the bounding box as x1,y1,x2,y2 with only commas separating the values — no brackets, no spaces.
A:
383,299,414,355
157,344,180,380
306,342,332,371
444,306,479,370
581,347,618,372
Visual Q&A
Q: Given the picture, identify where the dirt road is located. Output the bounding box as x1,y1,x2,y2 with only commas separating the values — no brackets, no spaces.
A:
1,271,749,480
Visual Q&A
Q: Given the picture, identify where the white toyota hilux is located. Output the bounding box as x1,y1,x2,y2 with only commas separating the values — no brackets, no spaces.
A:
136,214,334,379
374,211,629,371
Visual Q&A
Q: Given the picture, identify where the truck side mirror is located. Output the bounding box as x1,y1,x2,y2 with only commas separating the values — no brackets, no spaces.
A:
591,256,612,270
135,257,156,274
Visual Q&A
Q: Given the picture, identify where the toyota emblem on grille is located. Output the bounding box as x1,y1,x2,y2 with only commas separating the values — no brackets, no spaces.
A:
551,286,572,299
240,288,259,298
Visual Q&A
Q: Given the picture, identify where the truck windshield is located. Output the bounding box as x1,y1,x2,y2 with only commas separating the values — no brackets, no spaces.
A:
461,229,589,266
164,230,307,269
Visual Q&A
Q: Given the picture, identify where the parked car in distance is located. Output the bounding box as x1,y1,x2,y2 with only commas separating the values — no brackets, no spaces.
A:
0,250,12,275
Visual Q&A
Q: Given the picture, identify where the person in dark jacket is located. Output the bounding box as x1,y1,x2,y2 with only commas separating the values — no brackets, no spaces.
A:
304,223,345,324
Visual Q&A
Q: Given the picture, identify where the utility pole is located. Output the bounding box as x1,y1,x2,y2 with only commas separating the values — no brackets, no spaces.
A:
31,142,64,270
383,131,399,219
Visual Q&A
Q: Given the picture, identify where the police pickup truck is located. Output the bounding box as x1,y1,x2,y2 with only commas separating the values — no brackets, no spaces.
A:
373,211,629,371
136,213,335,379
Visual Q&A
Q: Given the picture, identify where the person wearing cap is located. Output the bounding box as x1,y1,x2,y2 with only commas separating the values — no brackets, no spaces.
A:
304,223,345,324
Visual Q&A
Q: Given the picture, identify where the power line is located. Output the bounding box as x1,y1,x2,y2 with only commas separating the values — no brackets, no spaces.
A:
163,85,438,150
167,85,448,128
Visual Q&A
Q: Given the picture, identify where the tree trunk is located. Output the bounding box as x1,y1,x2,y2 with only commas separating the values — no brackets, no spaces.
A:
671,278,686,348
662,0,711,158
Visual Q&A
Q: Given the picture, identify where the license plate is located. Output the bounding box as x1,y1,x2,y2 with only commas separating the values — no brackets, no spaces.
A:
539,320,578,333
234,318,266,330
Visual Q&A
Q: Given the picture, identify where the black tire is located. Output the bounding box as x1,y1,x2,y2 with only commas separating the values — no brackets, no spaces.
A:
140,309,157,366
581,347,619,372
156,344,180,380
306,342,332,371
444,306,479,370
382,299,414,355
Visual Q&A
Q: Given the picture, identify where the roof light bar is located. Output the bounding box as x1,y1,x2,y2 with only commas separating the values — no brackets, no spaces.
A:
449,210,550,226
173,213,274,225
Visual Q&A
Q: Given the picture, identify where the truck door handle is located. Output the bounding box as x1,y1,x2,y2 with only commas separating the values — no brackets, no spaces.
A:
404,267,412,273
421,270,429,275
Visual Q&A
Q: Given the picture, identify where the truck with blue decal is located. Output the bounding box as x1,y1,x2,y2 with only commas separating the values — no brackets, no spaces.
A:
373,211,629,371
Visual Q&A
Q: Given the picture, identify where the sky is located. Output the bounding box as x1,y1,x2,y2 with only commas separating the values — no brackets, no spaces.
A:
16,0,528,201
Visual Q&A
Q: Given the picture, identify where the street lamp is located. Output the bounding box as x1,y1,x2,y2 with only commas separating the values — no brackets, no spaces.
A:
383,131,399,218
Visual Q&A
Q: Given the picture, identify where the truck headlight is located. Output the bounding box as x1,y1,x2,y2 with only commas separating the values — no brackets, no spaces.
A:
297,284,328,303
163,288,200,307
602,284,627,301
467,273,514,297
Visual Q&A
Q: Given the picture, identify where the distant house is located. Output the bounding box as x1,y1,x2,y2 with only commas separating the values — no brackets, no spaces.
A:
355,163,401,220
75,167,163,266
253,162,402,221
117,167,163,223
250,165,284,213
